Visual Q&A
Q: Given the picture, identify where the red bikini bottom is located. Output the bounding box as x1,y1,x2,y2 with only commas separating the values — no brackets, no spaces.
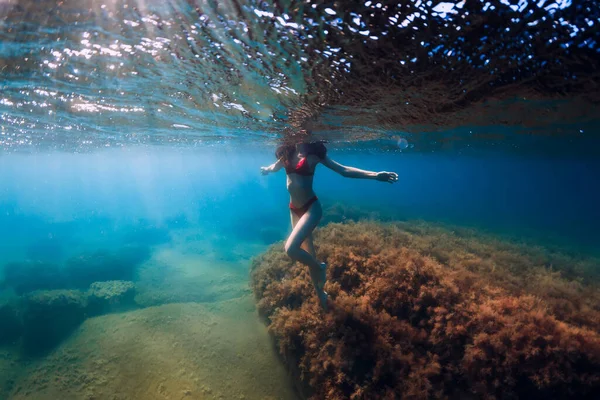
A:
290,196,318,218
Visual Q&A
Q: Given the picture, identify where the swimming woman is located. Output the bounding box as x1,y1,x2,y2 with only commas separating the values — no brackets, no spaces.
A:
260,141,399,310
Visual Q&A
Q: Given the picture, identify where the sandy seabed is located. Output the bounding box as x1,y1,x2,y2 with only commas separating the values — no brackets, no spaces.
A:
0,228,298,400
5,296,297,400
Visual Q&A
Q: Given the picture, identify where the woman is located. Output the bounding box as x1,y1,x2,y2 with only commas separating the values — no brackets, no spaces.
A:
260,141,399,310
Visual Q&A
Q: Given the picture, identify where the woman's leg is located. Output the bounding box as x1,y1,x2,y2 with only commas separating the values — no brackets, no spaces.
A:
303,234,316,257
286,201,328,308
285,201,322,271
291,215,324,285
302,233,326,291
291,212,317,257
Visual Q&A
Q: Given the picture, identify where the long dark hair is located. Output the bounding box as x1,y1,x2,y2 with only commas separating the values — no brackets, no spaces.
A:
275,143,296,165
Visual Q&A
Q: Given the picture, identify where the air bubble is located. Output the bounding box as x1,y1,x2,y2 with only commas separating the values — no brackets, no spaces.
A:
397,138,409,150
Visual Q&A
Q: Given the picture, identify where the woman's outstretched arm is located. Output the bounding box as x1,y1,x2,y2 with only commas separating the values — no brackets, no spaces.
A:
260,159,284,175
321,156,398,183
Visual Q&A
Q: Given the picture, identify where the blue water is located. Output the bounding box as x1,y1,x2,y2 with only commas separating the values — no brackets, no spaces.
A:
2,149,599,259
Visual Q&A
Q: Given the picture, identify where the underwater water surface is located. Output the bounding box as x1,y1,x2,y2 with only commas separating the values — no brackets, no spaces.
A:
1,0,600,399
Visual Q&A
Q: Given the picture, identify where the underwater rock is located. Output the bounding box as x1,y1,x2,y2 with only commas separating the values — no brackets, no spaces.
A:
86,280,136,316
2,261,64,295
64,245,149,288
0,301,22,345
21,290,87,355
251,221,600,399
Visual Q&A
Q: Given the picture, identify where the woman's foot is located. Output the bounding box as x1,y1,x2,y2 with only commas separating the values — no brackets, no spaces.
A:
318,289,329,311
317,262,328,311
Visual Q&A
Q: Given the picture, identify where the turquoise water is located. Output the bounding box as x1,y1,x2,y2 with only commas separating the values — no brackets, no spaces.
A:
1,0,600,399
2,150,599,255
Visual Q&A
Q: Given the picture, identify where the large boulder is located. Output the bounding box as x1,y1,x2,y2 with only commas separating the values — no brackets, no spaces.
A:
2,261,64,295
0,301,22,345
21,290,86,355
86,280,136,316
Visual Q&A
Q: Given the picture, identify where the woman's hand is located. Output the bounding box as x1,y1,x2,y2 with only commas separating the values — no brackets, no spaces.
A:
261,160,283,175
376,171,399,183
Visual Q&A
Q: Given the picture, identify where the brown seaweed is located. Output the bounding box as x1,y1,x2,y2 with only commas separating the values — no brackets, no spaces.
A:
250,221,600,399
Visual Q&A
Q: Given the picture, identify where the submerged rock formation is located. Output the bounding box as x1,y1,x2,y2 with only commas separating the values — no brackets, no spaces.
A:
21,290,87,354
251,221,600,399
2,281,140,354
0,301,22,345
0,244,153,355
86,280,136,316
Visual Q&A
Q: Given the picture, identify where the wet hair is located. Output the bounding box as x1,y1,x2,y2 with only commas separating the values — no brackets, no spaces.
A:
276,140,327,164
297,140,327,159
275,143,295,164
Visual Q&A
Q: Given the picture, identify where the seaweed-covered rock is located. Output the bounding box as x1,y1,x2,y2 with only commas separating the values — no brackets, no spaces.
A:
0,301,22,345
86,280,136,316
21,290,86,355
2,261,63,295
251,221,600,399
64,245,149,288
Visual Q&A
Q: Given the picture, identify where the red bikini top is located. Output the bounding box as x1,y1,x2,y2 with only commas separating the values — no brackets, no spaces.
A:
285,157,314,176
282,141,327,176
